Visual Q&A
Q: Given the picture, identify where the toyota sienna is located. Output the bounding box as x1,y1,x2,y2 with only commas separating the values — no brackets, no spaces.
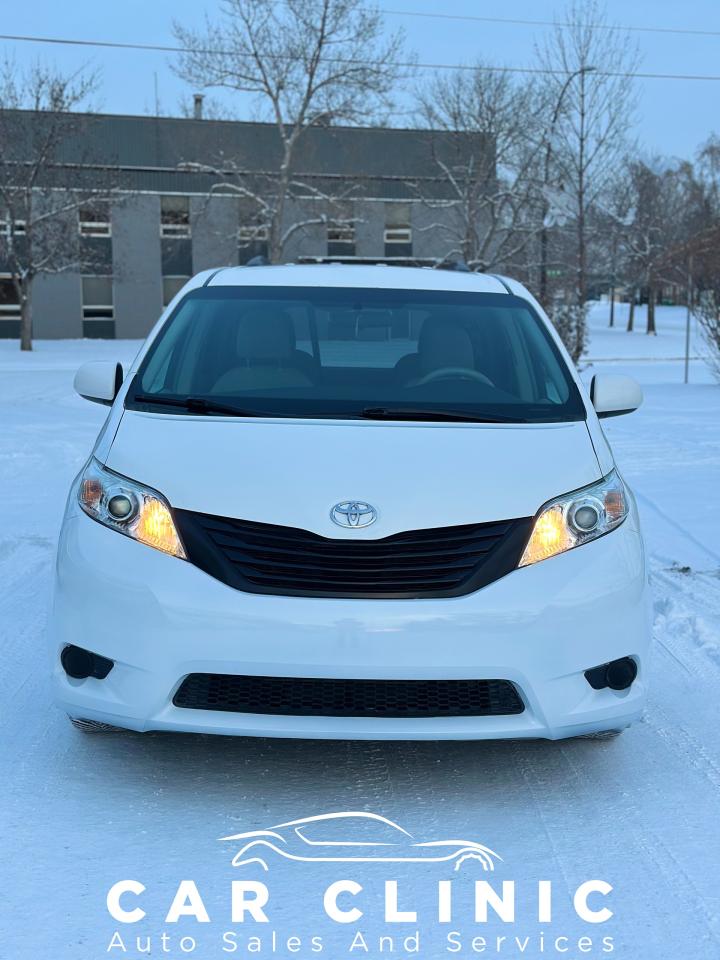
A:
51,265,649,740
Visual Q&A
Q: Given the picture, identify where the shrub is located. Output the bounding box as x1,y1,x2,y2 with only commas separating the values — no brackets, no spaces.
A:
695,290,720,381
549,298,588,364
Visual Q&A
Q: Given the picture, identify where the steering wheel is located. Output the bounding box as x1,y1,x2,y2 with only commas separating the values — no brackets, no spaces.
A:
412,367,495,388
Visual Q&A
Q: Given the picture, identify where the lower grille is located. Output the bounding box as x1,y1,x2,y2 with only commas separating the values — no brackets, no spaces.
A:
173,674,525,718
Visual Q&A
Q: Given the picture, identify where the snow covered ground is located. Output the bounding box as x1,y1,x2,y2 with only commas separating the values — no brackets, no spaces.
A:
1,304,719,959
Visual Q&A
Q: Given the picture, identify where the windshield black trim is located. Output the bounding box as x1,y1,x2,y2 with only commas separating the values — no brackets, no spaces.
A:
488,274,513,295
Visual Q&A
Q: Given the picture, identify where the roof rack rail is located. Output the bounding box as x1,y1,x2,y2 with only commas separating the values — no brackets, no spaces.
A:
435,259,471,273
293,256,437,268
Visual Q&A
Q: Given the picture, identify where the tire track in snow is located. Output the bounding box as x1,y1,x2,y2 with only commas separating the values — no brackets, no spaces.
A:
508,741,575,899
0,537,76,813
650,564,720,680
0,537,54,715
556,736,720,951
643,559,720,798
644,699,720,793
350,740,399,815
615,788,720,948
387,741,442,832
636,489,720,565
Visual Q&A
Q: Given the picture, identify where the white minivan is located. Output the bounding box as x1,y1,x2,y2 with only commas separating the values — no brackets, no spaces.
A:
52,265,650,740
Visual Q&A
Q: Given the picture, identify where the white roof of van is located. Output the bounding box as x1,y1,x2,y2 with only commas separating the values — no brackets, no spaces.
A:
206,263,511,295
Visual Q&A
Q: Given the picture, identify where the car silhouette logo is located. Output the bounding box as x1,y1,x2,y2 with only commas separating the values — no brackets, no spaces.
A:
220,811,501,872
330,501,377,529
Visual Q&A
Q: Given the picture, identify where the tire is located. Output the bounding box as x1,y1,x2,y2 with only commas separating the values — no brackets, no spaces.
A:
68,715,127,733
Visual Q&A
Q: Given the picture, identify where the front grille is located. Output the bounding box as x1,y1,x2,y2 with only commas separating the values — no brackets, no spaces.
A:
173,674,525,718
173,510,532,599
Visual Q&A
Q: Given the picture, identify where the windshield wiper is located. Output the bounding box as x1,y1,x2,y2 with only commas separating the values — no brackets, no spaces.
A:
131,396,528,423
132,394,269,417
360,406,529,424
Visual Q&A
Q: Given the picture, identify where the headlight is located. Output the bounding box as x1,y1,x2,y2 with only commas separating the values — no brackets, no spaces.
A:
78,458,186,559
519,469,628,567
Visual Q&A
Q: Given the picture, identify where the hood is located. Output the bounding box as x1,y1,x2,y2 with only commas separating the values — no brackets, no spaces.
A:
104,412,602,538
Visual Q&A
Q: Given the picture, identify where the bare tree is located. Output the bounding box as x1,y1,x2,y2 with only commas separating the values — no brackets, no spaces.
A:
582,162,637,327
178,155,362,262
623,159,707,334
622,162,666,335
697,133,720,216
172,0,405,263
537,0,638,361
681,226,720,379
414,64,545,273
0,60,102,350
693,142,720,374
695,278,720,381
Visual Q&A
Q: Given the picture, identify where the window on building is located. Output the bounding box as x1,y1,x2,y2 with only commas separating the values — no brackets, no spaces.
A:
383,226,412,245
238,223,269,264
163,275,190,307
384,202,413,258
0,219,26,238
0,277,21,338
327,222,356,258
238,224,269,244
160,196,191,238
82,275,115,339
78,204,111,237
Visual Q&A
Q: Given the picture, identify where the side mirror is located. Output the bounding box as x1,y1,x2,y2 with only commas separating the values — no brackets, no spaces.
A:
74,361,124,406
590,374,643,418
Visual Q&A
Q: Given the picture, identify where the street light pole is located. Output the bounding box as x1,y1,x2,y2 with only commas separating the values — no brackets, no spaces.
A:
538,65,597,309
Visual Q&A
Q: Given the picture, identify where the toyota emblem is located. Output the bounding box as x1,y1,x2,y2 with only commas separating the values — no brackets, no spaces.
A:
330,501,378,529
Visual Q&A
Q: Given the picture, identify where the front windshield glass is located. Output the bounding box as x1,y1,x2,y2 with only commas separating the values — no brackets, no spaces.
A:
127,286,584,423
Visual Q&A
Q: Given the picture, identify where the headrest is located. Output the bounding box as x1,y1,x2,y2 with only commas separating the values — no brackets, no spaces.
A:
417,317,475,375
236,308,296,363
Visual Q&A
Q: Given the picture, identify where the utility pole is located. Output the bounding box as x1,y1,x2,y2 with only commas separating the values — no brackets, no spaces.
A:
684,254,693,385
575,65,588,362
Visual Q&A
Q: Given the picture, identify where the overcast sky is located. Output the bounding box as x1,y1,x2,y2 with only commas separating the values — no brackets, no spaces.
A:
5,0,720,160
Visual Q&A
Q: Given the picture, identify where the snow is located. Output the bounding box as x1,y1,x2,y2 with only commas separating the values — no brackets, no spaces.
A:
1,308,719,958
585,300,704,362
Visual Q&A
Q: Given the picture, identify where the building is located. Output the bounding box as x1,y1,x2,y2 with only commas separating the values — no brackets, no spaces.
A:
0,111,493,339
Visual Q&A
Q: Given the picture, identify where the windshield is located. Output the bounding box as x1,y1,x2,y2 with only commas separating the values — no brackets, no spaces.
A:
127,286,584,423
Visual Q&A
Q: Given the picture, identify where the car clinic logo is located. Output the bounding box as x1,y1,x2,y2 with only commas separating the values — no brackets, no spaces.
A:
221,811,501,872
104,812,616,956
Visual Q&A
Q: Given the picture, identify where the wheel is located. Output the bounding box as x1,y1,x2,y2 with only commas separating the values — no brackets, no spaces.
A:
68,715,127,733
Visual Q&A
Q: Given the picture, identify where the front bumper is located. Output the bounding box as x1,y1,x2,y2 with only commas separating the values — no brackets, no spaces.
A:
50,510,651,740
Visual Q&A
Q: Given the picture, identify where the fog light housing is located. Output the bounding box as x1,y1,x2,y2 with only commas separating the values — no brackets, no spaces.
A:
605,657,638,691
585,657,637,692
60,645,114,680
